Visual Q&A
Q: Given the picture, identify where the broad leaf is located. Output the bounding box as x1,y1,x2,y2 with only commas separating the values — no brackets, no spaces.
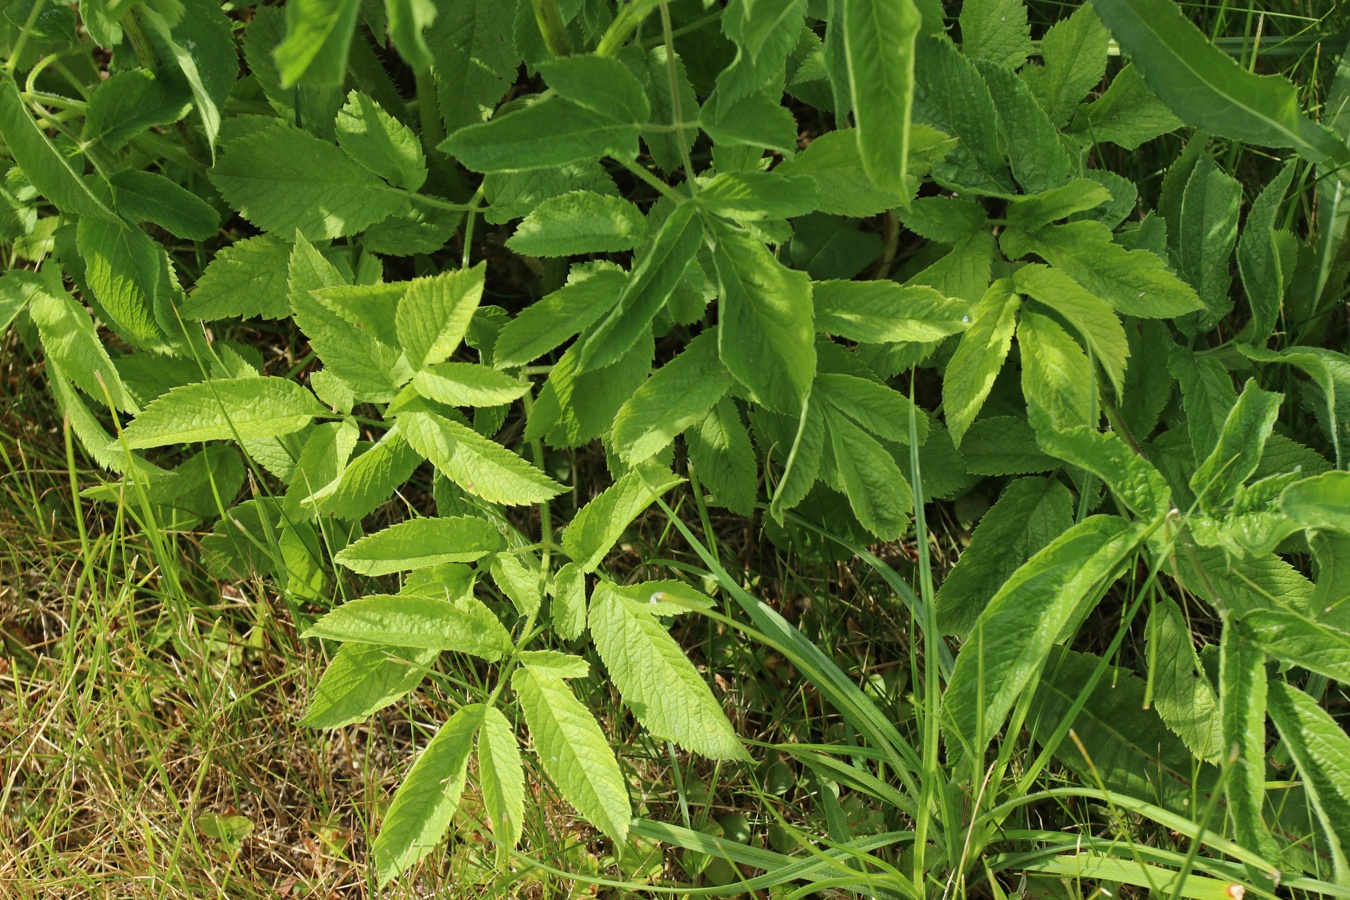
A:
401,410,566,506
1148,598,1223,763
1267,682,1350,883
443,96,641,172
813,280,971,344
493,264,627,369
1242,607,1350,684
686,398,759,517
489,553,543,617
28,275,136,412
1019,309,1095,435
1280,470,1350,533
333,516,502,575
563,466,685,572
301,643,437,729
180,234,293,320
477,705,525,860
824,406,913,540
1020,5,1109,126
412,363,529,408
943,280,1018,446
307,426,423,520
1012,263,1129,395
508,191,647,257
303,593,512,660
1175,158,1242,330
395,263,485,371
612,332,734,464
336,90,428,191
538,54,651,123
118,377,328,449
1220,619,1281,878
110,170,219,240
841,0,920,194
1190,379,1282,511
551,562,589,640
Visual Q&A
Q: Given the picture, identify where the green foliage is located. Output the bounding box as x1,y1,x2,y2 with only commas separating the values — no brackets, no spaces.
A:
7,0,1350,893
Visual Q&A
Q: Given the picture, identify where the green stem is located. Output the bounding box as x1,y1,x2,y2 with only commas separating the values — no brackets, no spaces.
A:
531,0,572,57
659,3,698,184
415,70,473,202
618,157,684,202
122,9,209,166
460,183,486,270
5,0,48,76
595,0,657,57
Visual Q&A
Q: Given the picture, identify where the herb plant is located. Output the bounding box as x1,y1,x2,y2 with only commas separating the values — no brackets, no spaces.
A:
3,0,1350,894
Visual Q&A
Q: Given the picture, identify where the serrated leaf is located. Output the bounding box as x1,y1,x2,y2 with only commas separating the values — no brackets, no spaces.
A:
395,263,485,371
551,562,589,640
489,553,542,617
768,399,825,520
425,0,516,133
813,280,971,344
274,0,361,88
210,123,407,239
336,90,427,191
1001,220,1203,318
943,280,1018,446
1020,309,1096,435
1012,263,1129,396
1006,180,1113,232
538,54,650,123
110,170,219,240
775,130,909,217
477,705,524,860
960,0,1031,70
1176,158,1242,330
945,516,1141,752
1090,0,1350,168
180,235,293,320
493,264,626,369
563,465,684,573
709,219,816,416
815,373,928,445
841,0,920,194
913,35,1014,194
1020,5,1109,126
1219,619,1281,881
976,58,1070,194
412,363,529,408
1267,682,1350,883
28,275,136,412
301,643,437,729
508,191,647,257
1037,427,1171,519
443,96,641,173
824,406,913,540
632,45,698,173
334,516,501,575
303,593,512,659
1242,607,1350,684
897,195,989,242
76,215,167,350
581,201,702,370
1148,598,1224,763
284,418,360,518
0,72,116,221
1068,63,1182,150
1280,470,1350,534
527,329,653,449
402,410,565,505
385,0,436,70
372,704,482,886
697,171,818,223
1190,379,1282,511
612,332,734,465
960,416,1056,476
1238,162,1296,344
513,665,630,846
686,398,758,517
118,377,328,449
85,68,191,152
590,582,748,760
307,425,422,520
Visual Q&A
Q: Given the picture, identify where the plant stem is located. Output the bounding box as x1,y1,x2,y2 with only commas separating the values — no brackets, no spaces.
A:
619,157,684,202
659,4,698,185
531,0,572,57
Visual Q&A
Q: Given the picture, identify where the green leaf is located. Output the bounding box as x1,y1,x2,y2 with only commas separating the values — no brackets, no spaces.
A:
372,704,483,886
1089,0,1350,167
425,0,517,133
118,377,328,449
1068,63,1182,150
301,643,437,729
538,54,651,123
274,0,361,88
815,373,928,445
1176,157,1242,330
959,0,1032,71
0,74,117,222
1219,619,1281,879
813,280,971,344
302,593,512,659
443,96,641,173
1168,348,1237,464
1148,598,1224,763
631,45,698,174
334,516,502,575
489,553,543,617
581,201,702,370
976,58,1070,194
959,416,1057,476
412,363,530,408
395,263,485,371
526,330,653,449
936,476,1073,636
709,219,816,416
477,705,525,860
513,664,631,846
1190,379,1282,511
563,465,684,573
824,406,913,540
1036,427,1171,520
140,0,237,156
493,264,625,369
840,0,920,194
385,0,437,70
1019,309,1095,434
0,271,35,336
686,398,758,517
612,332,734,465
210,123,407,239
698,171,820,222
1238,161,1296,344
913,36,1013,195
897,195,989,242
508,191,647,257
291,260,410,401
180,235,293,320
774,126,952,217
1267,682,1350,883
1006,180,1113,233
110,170,219,240
336,90,427,191
1280,470,1350,533
943,280,1019,446
76,215,168,350
945,516,1140,753
551,562,589,640
590,582,748,761
1242,607,1350,684
1020,4,1109,126
307,425,423,520
85,69,191,152
1239,345,1350,468
1012,263,1129,395
1001,221,1203,318
401,410,566,506
28,276,136,412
